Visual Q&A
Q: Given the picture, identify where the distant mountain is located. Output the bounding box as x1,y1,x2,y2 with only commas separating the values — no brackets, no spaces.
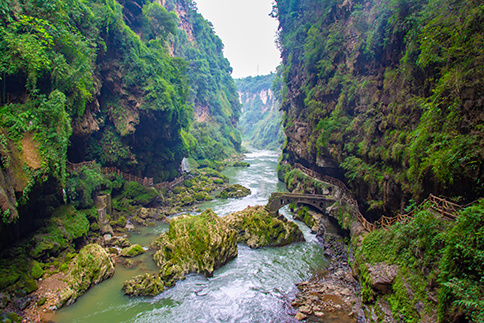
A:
236,73,284,150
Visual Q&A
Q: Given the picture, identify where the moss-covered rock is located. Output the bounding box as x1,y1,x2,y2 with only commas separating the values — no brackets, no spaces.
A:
23,278,38,294
112,182,159,215
224,205,305,248
161,169,227,210
58,244,115,307
2,312,20,323
119,244,145,258
122,273,164,296
110,237,131,248
30,261,44,279
216,184,251,199
151,209,238,288
232,161,250,167
0,292,11,308
123,182,159,206
29,205,90,259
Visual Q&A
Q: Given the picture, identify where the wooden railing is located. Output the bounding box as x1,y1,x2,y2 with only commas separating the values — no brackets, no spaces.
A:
67,161,184,190
294,163,354,198
290,163,473,232
101,167,154,187
153,176,185,190
67,161,97,173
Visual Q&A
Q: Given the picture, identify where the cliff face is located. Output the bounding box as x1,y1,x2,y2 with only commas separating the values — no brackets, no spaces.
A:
275,0,484,219
236,73,284,150
164,0,243,160
0,0,239,247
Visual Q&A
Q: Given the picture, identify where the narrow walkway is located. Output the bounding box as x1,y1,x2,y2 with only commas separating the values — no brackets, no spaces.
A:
290,163,471,232
67,161,185,190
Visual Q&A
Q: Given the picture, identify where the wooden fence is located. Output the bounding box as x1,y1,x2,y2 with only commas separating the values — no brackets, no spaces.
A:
67,161,184,190
291,163,470,232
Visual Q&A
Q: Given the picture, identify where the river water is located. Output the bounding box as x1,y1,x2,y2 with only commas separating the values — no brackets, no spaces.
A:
54,150,328,323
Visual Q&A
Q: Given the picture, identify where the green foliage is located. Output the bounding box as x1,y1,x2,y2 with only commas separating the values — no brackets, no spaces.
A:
275,0,484,217
88,126,134,165
30,260,44,279
120,181,159,206
283,168,330,194
29,204,90,259
295,206,315,228
163,0,242,158
189,122,236,161
236,73,285,150
66,165,107,209
438,200,484,322
355,201,484,321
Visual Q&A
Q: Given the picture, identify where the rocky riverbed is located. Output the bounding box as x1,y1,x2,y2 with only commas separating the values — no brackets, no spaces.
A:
291,235,365,322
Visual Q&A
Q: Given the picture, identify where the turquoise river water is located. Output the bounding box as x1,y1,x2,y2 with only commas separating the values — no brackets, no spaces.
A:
54,150,328,322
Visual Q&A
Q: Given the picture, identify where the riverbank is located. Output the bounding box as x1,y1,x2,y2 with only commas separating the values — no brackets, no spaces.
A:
291,234,364,322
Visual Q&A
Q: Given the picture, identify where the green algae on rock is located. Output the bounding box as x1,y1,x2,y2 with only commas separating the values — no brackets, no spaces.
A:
151,209,238,286
122,273,164,296
119,244,145,258
57,244,115,307
216,184,251,199
224,205,305,248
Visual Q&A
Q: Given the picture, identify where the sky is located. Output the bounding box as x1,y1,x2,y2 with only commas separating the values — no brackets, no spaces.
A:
194,0,281,79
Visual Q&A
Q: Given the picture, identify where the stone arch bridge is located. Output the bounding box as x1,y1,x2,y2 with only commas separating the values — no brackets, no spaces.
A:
266,192,337,218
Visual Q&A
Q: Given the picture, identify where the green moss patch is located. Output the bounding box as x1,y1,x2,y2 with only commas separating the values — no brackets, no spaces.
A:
150,209,238,288
216,184,251,199
224,205,305,248
120,244,145,258
29,204,90,259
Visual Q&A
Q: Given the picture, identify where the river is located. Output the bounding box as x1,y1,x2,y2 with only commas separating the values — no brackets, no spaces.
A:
54,150,328,322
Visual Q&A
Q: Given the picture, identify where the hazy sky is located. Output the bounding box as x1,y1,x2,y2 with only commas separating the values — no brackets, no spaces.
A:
194,0,281,79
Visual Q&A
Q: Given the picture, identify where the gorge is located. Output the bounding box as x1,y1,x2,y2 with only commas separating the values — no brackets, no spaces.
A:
1,0,484,322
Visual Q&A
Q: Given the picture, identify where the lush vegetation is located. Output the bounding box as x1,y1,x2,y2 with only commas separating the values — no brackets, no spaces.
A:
0,0,243,247
236,72,285,150
355,200,484,322
0,0,194,233
164,0,242,161
275,0,484,320
224,205,304,248
275,0,484,216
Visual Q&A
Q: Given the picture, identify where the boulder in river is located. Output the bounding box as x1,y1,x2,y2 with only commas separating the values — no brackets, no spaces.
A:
150,209,238,287
123,273,164,296
224,205,305,248
119,244,145,258
216,184,251,199
57,244,115,307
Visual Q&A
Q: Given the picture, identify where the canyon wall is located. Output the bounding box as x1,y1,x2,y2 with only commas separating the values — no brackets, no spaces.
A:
275,0,484,220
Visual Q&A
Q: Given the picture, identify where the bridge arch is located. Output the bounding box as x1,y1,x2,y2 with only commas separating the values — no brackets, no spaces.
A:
266,193,337,218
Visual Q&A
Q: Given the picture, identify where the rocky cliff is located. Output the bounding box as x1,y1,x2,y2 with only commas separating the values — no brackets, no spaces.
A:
275,0,484,220
0,0,240,247
236,73,285,150
164,0,243,161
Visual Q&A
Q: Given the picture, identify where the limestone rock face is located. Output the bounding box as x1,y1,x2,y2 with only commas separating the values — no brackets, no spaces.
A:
224,205,305,248
58,244,115,307
123,273,164,296
151,209,238,287
367,262,399,294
